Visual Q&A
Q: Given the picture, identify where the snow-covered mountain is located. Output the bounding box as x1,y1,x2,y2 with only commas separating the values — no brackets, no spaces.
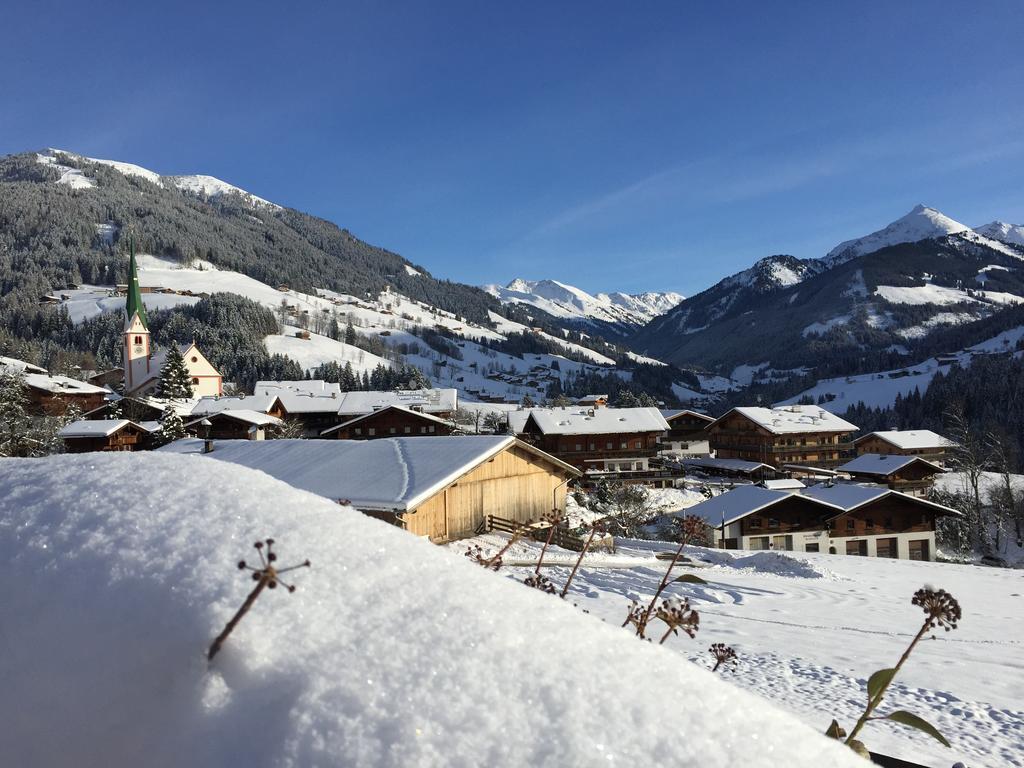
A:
38,149,281,209
483,278,683,328
975,220,1024,248
825,204,970,265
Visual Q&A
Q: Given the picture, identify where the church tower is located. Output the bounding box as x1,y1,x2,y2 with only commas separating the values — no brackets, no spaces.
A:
123,238,151,394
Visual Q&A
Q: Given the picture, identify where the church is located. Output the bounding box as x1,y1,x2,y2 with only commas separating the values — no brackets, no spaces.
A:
122,244,223,398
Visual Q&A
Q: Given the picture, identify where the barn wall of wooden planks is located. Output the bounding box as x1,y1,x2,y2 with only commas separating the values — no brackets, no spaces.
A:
403,444,572,542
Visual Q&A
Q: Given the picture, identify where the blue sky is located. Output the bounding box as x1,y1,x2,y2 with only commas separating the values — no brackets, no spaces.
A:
2,1,1023,295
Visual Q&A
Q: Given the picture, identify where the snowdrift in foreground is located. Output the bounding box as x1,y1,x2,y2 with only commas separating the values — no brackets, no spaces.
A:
0,454,865,768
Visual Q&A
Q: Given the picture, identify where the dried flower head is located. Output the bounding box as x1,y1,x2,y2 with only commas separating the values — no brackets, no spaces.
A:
622,600,647,633
464,544,502,571
709,643,738,671
539,508,563,526
237,539,311,592
524,573,558,594
656,596,700,640
912,587,961,631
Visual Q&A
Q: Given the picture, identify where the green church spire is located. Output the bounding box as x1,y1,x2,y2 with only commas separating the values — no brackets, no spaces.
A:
125,235,148,328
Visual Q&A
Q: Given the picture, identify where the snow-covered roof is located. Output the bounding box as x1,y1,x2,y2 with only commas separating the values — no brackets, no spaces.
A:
855,429,954,450
59,419,139,438
333,388,458,416
0,355,47,375
800,482,891,510
662,409,714,424
255,379,341,396
681,485,794,526
22,372,109,396
721,405,857,435
762,479,806,490
163,436,578,511
514,406,670,436
0,452,867,768
681,457,774,474
187,409,283,428
320,405,452,436
190,394,280,417
837,454,944,477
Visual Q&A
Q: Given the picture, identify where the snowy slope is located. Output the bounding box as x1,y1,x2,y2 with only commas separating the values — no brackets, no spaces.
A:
37,149,280,209
975,220,1024,248
484,278,683,326
826,204,970,264
454,531,1024,768
0,453,866,768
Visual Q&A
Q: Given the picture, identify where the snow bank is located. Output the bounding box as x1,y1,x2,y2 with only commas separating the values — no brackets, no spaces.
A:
0,453,865,768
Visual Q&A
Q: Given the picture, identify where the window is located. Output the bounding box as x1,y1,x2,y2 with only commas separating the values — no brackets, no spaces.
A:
191,377,199,385
134,335,142,344
575,443,583,452
389,427,397,434
589,442,595,451
805,543,820,553
420,427,427,434
884,517,893,528
191,356,198,363
620,441,627,450
354,428,362,435
428,426,435,433
606,442,613,450
368,428,376,436
404,426,411,434
749,517,762,530
768,518,779,529
635,440,641,449
846,519,855,531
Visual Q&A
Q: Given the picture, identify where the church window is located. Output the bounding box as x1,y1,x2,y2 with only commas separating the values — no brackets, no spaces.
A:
191,378,199,385
134,336,142,344
191,356,198,363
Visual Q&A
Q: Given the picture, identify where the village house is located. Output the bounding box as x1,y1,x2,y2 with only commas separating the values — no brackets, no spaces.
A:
680,456,779,481
576,394,609,408
509,406,670,473
185,409,283,440
1,356,109,416
58,419,159,453
164,435,578,543
706,405,857,469
836,454,944,496
684,481,956,560
854,429,954,466
320,405,454,439
659,409,714,456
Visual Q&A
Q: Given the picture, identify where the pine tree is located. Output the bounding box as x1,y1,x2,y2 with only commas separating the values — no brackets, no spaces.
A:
345,319,356,346
157,345,194,399
158,410,186,444
0,368,34,457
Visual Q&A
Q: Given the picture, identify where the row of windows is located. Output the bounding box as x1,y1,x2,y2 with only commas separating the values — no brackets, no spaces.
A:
749,515,923,531
353,425,436,436
560,440,645,452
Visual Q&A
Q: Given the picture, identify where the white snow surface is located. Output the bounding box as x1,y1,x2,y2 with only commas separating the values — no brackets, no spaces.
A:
484,278,683,326
0,453,866,768
875,282,1021,307
826,204,970,263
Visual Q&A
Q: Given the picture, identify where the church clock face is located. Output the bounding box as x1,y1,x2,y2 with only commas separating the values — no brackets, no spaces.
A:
133,343,144,354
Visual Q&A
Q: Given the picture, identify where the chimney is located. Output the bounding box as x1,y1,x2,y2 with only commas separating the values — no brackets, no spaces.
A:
203,439,214,454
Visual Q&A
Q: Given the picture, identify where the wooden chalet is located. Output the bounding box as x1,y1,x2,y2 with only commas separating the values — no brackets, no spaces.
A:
15,369,109,416
576,394,609,408
684,482,956,560
837,454,944,496
854,430,953,466
660,409,714,456
707,405,857,469
59,419,156,453
320,405,454,439
186,410,283,440
169,435,579,543
509,406,670,472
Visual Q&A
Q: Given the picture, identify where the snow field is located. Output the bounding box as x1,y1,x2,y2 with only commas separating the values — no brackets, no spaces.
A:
0,453,867,768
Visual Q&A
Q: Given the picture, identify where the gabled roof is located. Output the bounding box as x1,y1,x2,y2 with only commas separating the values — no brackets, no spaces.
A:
800,483,888,511
837,454,944,477
854,430,954,450
333,388,458,416
161,436,578,511
514,406,670,436
319,405,452,436
662,409,714,425
714,405,857,435
680,457,775,474
186,409,283,428
190,394,282,417
681,485,797,526
0,356,47,375
22,372,109,396
59,419,143,438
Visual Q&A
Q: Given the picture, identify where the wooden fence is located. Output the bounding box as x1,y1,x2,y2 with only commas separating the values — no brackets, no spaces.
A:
482,515,614,553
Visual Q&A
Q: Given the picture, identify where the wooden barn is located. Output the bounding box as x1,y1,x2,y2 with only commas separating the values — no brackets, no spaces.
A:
319,405,454,439
660,409,714,456
171,435,579,543
59,419,156,453
185,409,283,440
854,430,954,466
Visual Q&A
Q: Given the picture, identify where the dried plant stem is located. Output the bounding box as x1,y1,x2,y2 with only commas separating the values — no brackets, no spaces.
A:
637,532,692,637
208,571,272,661
845,619,931,745
559,521,604,599
658,625,675,645
484,526,527,569
535,520,559,575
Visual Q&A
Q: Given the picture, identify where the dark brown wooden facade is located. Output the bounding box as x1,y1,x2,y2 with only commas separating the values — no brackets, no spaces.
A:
845,460,941,495
322,406,454,440
27,386,107,417
517,419,663,471
664,410,714,443
708,411,854,469
62,423,149,453
855,434,950,465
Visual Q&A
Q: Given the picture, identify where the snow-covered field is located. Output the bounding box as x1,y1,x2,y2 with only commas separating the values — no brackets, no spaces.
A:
455,534,1024,768
0,453,868,768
